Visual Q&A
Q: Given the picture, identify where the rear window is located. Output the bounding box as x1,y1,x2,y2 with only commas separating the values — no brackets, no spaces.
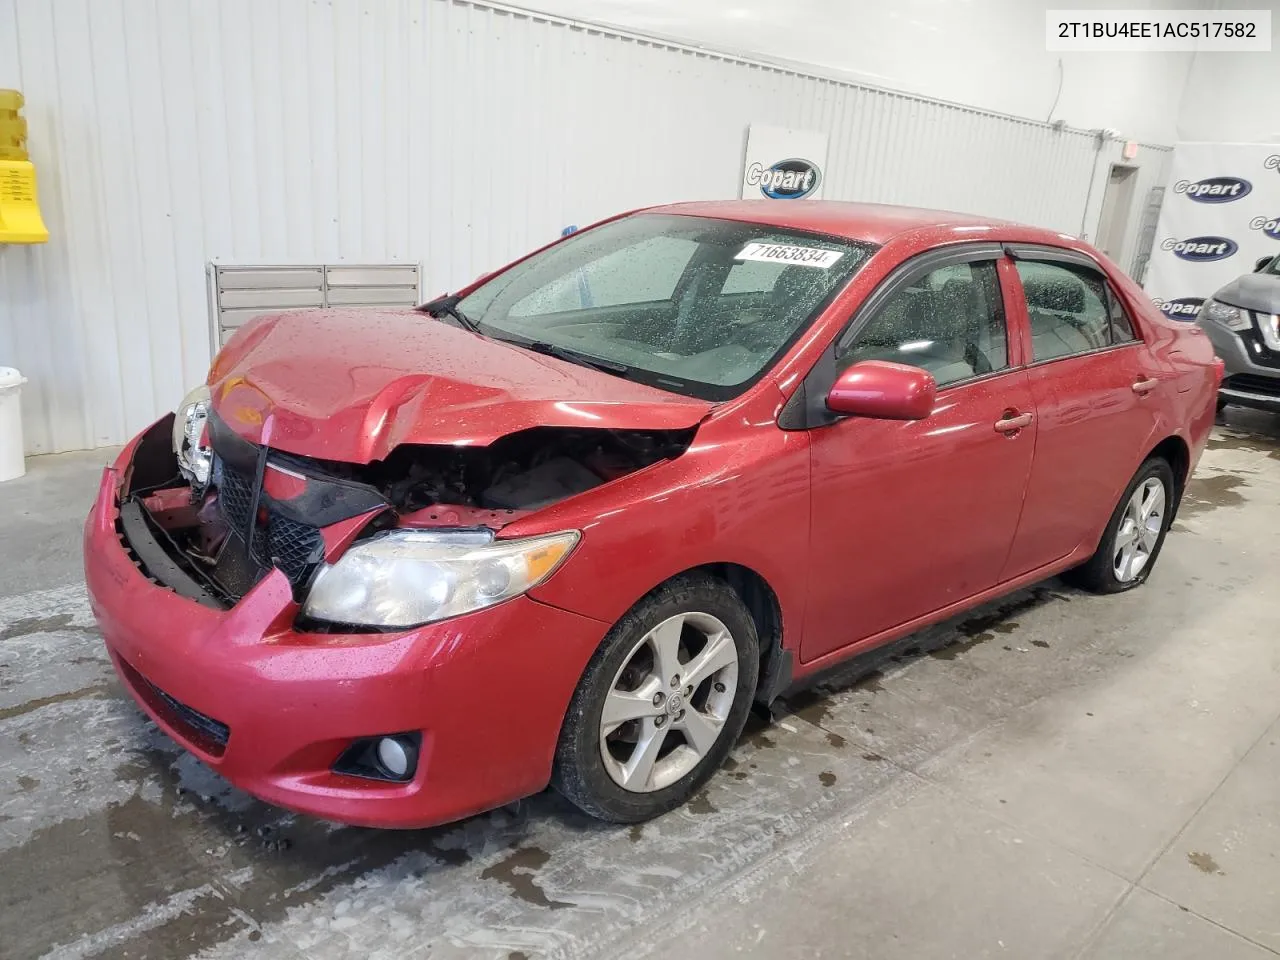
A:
1017,261,1135,362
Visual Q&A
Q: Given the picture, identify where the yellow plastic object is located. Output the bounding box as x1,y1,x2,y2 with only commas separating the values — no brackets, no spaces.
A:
0,90,47,244
0,161,48,243
0,89,26,159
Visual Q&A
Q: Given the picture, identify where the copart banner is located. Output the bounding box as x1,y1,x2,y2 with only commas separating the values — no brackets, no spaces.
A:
1145,143,1280,322
740,125,828,201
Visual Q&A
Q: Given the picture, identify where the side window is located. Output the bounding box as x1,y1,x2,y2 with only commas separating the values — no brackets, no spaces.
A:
509,235,697,317
1016,261,1116,361
1107,288,1136,343
837,259,1008,387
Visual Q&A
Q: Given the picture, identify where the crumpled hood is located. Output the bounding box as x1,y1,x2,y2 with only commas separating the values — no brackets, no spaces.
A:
1214,272,1280,314
208,308,713,463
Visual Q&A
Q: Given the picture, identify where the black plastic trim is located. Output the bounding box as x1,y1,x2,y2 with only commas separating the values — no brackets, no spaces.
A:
207,411,259,473
1023,340,1145,370
144,677,231,748
125,413,182,495
244,442,269,554
332,732,422,783
1236,322,1280,370
116,657,231,756
118,500,228,609
208,410,390,528
777,626,944,704
756,646,795,705
1001,243,1104,272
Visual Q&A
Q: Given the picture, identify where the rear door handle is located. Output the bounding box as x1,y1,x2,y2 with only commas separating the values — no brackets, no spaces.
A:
1132,378,1158,395
994,412,1033,434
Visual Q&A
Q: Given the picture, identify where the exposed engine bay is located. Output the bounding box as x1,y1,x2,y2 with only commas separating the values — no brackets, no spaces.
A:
306,425,694,514
121,413,694,608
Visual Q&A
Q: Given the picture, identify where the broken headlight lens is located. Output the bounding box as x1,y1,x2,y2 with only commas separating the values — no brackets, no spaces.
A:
1202,298,1251,332
171,384,212,488
302,528,580,628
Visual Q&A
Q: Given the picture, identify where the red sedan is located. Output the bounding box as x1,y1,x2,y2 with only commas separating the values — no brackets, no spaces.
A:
84,201,1221,827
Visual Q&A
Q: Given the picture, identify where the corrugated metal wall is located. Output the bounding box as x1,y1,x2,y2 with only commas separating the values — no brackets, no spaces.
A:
0,0,1172,454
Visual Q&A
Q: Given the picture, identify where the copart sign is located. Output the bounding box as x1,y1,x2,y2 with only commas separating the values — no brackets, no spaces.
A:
744,159,821,200
741,124,829,201
1144,143,1280,320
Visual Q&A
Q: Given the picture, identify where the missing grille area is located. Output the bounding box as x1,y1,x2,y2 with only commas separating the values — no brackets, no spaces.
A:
213,456,326,587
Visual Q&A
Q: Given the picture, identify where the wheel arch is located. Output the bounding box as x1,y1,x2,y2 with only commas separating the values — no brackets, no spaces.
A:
609,561,789,709
691,562,788,707
1145,434,1191,519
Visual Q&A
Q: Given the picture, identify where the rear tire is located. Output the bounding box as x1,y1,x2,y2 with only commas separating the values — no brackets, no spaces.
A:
552,574,758,823
1065,457,1175,594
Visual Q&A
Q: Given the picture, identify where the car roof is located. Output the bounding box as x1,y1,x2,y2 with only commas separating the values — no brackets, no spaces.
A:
651,199,1071,248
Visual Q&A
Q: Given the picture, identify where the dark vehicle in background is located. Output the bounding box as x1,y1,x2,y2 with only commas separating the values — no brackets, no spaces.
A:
1198,254,1280,412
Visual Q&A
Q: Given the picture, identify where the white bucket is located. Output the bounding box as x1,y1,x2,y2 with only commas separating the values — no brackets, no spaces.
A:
0,367,27,482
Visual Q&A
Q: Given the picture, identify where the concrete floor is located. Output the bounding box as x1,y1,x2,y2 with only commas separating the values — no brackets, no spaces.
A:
3,410,1280,960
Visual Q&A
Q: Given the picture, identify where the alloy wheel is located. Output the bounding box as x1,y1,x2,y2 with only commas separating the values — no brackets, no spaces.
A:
598,611,739,793
1113,476,1165,583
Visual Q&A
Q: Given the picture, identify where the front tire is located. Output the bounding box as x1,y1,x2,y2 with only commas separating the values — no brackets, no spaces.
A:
552,574,759,823
1066,457,1175,594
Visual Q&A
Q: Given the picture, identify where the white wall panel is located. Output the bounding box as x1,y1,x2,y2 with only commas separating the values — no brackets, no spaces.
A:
513,0,1199,146
1178,46,1280,143
0,0,1171,454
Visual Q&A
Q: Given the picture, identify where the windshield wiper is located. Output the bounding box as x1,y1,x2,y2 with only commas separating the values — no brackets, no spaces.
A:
523,341,631,377
417,294,481,333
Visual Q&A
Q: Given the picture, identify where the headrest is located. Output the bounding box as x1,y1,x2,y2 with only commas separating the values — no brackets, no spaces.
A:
939,277,979,310
1023,274,1085,313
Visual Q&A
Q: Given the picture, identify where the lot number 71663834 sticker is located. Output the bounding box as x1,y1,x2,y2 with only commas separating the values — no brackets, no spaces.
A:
735,242,844,269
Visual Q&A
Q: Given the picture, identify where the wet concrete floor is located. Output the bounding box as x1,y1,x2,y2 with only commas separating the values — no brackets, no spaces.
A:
3,409,1280,959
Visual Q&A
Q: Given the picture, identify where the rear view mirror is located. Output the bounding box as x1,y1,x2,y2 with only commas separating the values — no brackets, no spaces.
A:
826,360,936,420
1255,256,1274,273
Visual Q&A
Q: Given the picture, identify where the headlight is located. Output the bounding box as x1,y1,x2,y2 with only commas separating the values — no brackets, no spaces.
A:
1202,298,1251,331
302,528,580,628
1259,312,1280,351
171,384,213,487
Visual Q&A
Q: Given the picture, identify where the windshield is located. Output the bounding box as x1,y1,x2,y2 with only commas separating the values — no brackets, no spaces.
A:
457,214,875,400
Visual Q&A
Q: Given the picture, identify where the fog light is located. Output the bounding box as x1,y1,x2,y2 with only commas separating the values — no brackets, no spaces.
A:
377,736,415,779
332,732,421,783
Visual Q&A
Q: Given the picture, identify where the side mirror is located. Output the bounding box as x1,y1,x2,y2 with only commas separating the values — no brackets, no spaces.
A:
826,360,936,420
1255,256,1275,273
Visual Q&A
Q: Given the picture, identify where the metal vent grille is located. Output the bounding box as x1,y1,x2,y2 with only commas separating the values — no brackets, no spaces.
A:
209,263,420,348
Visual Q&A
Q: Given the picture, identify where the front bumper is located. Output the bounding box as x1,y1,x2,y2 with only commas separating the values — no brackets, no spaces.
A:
1220,376,1280,412
1198,317,1280,411
84,443,609,829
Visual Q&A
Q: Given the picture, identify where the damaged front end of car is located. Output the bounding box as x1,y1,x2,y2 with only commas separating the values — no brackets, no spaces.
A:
115,400,695,626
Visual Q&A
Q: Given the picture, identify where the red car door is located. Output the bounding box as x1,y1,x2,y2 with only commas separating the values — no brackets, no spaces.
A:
999,249,1165,580
800,246,1036,664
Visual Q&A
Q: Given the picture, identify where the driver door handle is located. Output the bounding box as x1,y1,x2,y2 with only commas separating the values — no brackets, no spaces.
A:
1132,378,1159,395
994,411,1033,434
